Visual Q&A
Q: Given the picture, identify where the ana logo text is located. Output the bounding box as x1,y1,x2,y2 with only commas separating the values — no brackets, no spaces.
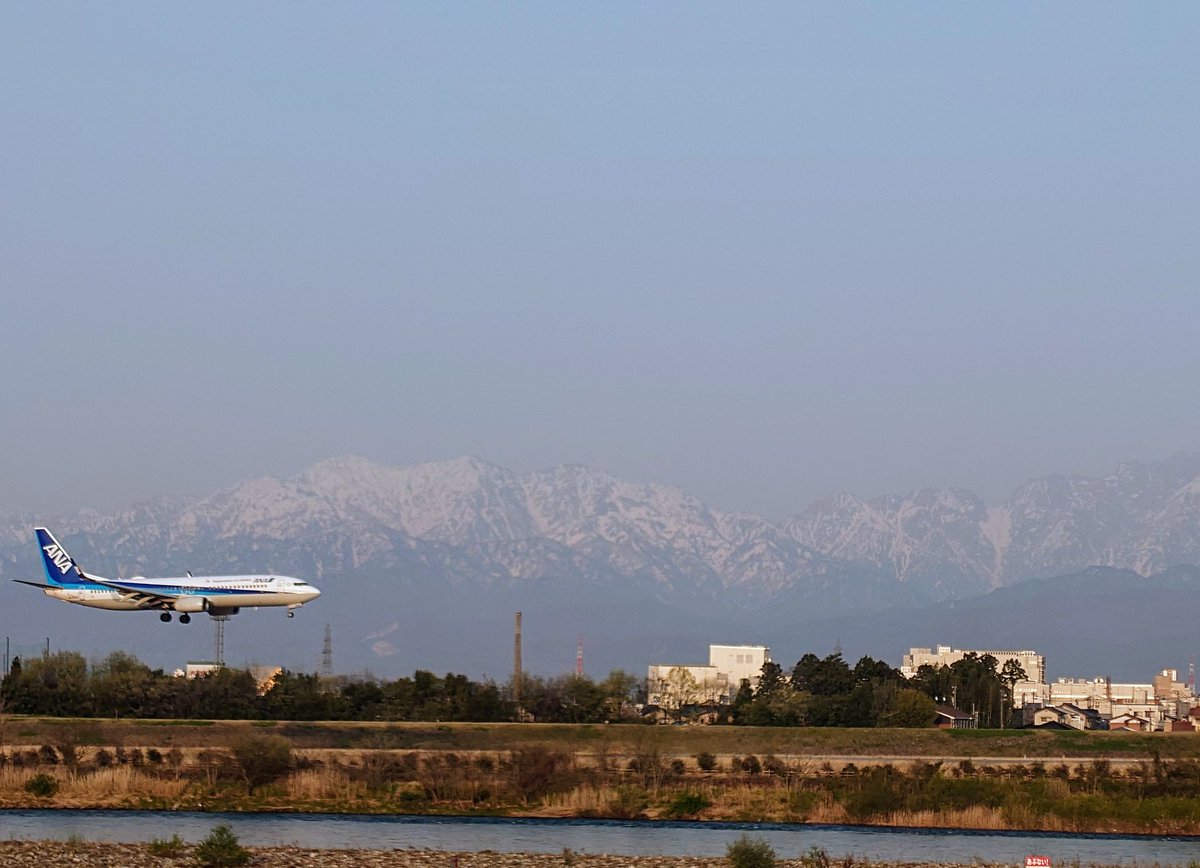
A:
42,543,73,576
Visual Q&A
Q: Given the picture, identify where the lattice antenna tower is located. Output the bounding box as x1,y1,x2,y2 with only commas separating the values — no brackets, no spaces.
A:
576,637,584,677
1190,657,1196,694
212,616,228,667
321,623,333,678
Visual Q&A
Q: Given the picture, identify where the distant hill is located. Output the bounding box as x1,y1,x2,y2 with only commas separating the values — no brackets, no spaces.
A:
770,565,1200,682
1,453,1199,679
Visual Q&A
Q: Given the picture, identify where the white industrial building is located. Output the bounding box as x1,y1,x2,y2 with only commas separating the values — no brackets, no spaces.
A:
647,644,770,707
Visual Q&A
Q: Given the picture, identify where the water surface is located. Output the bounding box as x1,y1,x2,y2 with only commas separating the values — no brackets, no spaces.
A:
0,811,1196,865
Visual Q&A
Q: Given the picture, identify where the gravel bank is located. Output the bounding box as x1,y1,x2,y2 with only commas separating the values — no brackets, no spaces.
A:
0,841,998,867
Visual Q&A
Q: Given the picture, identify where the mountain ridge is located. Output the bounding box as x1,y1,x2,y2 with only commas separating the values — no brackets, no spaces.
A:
3,452,1199,678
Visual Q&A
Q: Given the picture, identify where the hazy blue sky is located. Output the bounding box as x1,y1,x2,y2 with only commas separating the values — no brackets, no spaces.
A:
2,4,1198,519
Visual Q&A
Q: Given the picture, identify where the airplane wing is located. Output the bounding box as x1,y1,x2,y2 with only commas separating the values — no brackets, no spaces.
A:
82,575,177,609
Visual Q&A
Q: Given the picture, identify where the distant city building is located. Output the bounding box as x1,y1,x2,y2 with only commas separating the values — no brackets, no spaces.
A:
647,644,770,707
1049,676,1160,724
901,644,1047,707
1154,668,1191,702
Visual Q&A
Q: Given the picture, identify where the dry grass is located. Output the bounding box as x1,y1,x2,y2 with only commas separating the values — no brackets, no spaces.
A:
883,806,1008,830
0,764,186,806
540,784,619,814
285,766,359,801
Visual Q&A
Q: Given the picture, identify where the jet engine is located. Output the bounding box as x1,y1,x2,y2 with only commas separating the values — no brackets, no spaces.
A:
173,597,208,613
207,606,240,617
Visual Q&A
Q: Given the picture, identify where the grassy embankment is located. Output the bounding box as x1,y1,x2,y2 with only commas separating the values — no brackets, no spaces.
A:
3,718,1200,835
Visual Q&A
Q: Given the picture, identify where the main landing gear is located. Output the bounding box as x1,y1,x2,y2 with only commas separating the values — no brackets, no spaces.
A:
160,612,191,624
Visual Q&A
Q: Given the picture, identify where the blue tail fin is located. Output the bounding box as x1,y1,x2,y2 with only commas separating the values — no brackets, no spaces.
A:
35,527,90,587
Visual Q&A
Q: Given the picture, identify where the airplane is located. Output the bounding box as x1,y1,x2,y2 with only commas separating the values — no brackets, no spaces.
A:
13,527,320,624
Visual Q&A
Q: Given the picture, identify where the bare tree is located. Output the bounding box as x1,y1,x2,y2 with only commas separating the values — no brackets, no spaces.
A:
657,667,701,722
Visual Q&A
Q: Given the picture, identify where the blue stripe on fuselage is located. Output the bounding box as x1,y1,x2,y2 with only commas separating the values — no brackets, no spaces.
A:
103,582,273,596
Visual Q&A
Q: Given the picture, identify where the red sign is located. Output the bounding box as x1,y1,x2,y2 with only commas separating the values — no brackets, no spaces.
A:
1026,857,1053,868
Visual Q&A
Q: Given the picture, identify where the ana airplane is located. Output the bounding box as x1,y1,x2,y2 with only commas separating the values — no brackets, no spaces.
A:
14,527,320,623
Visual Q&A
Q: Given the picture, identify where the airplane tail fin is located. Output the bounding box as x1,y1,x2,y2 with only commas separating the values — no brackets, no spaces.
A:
34,527,93,586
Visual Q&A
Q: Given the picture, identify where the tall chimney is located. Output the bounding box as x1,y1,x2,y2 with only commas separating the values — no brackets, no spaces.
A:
513,611,522,706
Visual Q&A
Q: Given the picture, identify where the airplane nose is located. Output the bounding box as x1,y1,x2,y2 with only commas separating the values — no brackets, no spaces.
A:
308,585,322,599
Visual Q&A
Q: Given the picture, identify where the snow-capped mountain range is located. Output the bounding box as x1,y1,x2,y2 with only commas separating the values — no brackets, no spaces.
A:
4,452,1200,619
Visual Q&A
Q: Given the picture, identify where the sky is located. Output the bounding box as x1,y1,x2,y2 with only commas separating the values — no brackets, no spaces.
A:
2,4,1199,520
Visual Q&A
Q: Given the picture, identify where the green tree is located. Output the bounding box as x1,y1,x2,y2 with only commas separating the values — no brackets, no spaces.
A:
874,685,935,727
598,669,640,720
1000,658,1028,728
195,824,249,867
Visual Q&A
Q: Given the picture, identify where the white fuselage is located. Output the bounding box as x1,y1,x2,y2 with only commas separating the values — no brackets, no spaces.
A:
46,574,320,612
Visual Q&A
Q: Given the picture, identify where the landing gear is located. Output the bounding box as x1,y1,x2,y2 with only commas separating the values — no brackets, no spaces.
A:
160,612,172,623
287,611,295,618
179,613,191,624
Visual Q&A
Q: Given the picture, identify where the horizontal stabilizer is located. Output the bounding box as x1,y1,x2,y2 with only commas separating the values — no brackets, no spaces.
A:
13,579,55,589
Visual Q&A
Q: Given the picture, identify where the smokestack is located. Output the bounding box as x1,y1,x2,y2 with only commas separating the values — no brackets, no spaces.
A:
513,611,522,706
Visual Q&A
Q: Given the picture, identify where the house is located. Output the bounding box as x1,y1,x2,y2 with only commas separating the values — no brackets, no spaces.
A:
1108,713,1151,732
1030,704,1105,731
935,705,976,729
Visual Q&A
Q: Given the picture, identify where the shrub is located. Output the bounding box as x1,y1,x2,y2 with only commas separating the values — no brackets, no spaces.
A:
510,746,571,801
608,785,650,819
740,755,762,775
95,748,114,768
666,790,711,818
195,824,249,867
670,758,686,776
25,773,59,797
37,745,58,765
800,845,832,868
726,833,776,868
230,735,294,794
696,751,717,772
147,834,187,857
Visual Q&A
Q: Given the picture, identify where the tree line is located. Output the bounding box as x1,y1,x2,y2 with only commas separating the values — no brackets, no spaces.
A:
659,651,1025,728
0,651,642,723
1,648,1024,727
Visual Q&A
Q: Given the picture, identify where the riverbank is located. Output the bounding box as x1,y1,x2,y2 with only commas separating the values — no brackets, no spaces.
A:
6,720,1200,836
0,842,1056,868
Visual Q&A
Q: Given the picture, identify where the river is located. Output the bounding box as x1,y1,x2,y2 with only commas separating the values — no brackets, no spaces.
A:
0,811,1197,865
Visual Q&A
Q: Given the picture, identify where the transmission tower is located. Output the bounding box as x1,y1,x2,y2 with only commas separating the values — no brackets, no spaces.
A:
212,616,229,667
321,623,333,678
